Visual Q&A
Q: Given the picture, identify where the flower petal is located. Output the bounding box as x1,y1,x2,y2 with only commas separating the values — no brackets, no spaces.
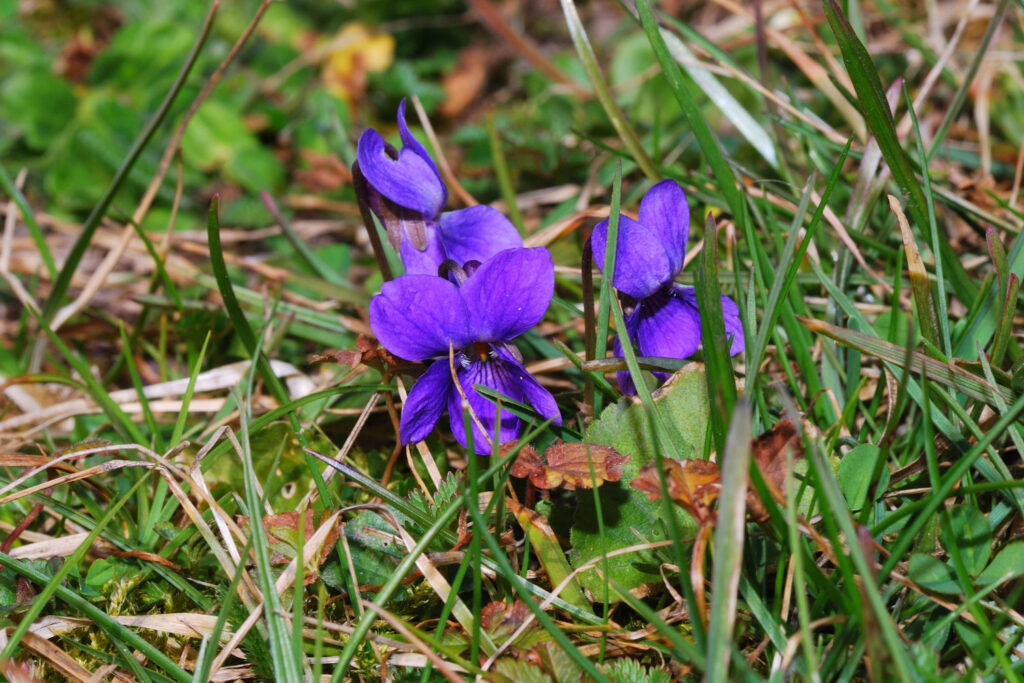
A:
399,360,453,444
613,311,641,395
437,205,523,266
369,275,472,361
591,214,674,299
397,99,447,207
494,345,561,426
638,179,690,273
634,285,702,361
460,247,553,342
720,293,745,355
356,128,446,218
398,223,447,275
448,355,525,455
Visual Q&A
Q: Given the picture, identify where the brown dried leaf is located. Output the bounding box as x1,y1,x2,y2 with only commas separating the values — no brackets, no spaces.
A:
480,599,535,640
509,444,544,480
747,418,802,522
440,45,489,118
632,458,721,524
509,442,629,490
541,442,628,489
244,510,340,585
308,349,363,367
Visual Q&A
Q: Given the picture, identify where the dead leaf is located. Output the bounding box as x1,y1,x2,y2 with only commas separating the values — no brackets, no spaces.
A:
510,441,628,490
440,45,489,118
747,418,802,522
630,418,804,523
295,150,352,193
322,23,394,103
241,510,339,585
308,348,363,368
481,599,534,639
632,458,721,524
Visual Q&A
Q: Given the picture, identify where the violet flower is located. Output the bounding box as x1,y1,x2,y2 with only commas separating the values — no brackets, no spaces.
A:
355,100,522,275
591,179,744,394
369,247,561,454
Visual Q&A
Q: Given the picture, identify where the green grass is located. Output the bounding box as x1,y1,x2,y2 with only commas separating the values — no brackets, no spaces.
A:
2,0,1024,680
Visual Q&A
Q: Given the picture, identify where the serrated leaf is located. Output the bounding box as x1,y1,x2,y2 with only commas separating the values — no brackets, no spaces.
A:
494,659,554,683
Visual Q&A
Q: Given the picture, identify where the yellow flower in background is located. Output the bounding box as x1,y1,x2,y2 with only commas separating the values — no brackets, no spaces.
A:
322,23,395,103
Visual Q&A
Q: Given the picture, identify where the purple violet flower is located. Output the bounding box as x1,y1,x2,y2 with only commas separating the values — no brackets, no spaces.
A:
369,247,561,454
591,179,744,394
355,100,523,275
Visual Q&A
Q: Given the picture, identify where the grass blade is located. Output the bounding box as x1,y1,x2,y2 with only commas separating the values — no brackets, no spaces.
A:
635,0,746,226
706,400,751,681
559,0,658,180
40,3,218,325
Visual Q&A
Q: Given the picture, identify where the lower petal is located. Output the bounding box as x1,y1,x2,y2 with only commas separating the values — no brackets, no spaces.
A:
400,360,454,445
720,294,745,355
448,354,526,455
634,286,702,361
493,345,561,427
610,307,645,396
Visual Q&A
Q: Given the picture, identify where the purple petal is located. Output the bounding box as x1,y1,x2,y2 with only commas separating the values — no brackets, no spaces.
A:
448,355,526,455
460,247,553,342
369,276,472,361
591,214,674,299
634,286,703,362
398,223,447,275
356,128,446,218
397,99,447,207
720,293,745,355
613,312,640,395
399,360,453,444
494,345,561,426
437,206,523,266
637,179,690,274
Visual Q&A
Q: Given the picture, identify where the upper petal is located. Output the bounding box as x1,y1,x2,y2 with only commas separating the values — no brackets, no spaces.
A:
397,99,447,207
399,360,453,444
591,214,674,299
437,206,523,266
460,247,553,343
356,127,446,218
369,275,472,361
638,179,690,273
448,355,525,455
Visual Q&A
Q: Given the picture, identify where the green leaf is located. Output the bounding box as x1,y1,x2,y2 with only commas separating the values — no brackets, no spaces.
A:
838,443,881,511
604,658,671,683
570,365,709,596
0,71,77,150
907,554,959,595
85,558,116,588
494,659,554,683
941,505,992,576
227,145,285,192
344,511,405,594
975,542,1024,586
181,99,257,170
